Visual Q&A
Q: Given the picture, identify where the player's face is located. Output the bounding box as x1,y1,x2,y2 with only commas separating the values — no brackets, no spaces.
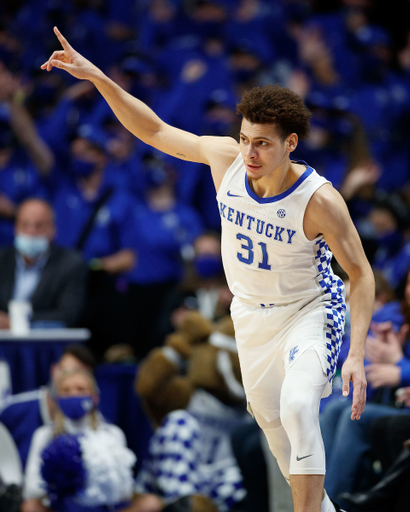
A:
239,119,296,180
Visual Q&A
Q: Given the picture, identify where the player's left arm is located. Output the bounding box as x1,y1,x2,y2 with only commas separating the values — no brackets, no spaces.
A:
305,184,375,420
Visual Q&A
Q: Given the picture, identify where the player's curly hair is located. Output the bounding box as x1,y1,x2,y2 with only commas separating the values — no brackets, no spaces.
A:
236,84,312,140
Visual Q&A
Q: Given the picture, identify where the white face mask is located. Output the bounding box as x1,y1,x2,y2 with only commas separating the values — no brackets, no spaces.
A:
14,233,49,258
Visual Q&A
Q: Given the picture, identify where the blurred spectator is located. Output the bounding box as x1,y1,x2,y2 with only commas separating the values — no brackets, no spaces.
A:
155,36,235,136
296,21,343,93
380,195,410,289
183,231,231,320
227,42,265,98
39,81,103,158
55,0,111,73
321,269,410,507
134,409,243,512
159,231,232,340
22,368,135,512
339,160,380,205
103,123,148,200
133,315,247,512
184,0,228,43
49,126,136,358
348,23,410,191
0,198,87,329
340,409,410,511
52,125,135,267
370,403,410,475
230,419,269,512
365,270,410,393
357,192,410,269
298,104,371,191
0,344,96,471
120,153,203,360
137,0,184,60
225,0,276,70
0,63,54,246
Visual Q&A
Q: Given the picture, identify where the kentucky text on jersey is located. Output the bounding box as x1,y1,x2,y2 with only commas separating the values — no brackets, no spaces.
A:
219,201,296,244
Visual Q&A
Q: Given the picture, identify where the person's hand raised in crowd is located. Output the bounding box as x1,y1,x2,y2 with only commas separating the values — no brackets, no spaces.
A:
340,161,381,201
181,59,207,84
366,363,401,388
365,321,407,364
63,80,95,101
0,63,23,103
0,193,17,219
297,25,330,65
287,69,310,100
41,27,101,81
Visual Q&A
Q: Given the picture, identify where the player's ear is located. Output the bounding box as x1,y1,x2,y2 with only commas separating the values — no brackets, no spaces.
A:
286,133,298,153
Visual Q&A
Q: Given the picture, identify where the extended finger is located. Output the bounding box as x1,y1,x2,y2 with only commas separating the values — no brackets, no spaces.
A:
341,371,351,397
54,26,72,52
41,51,65,71
351,397,365,419
351,385,366,420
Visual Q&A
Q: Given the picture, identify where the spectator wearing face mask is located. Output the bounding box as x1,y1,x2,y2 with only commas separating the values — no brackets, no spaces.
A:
157,232,232,341
49,125,137,359
22,369,136,512
0,344,96,471
182,231,231,321
117,154,204,361
0,198,87,329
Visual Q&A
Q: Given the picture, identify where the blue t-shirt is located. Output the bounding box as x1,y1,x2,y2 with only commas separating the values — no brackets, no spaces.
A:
52,181,136,262
127,200,203,285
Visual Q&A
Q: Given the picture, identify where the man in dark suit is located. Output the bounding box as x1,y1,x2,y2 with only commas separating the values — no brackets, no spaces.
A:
0,198,87,328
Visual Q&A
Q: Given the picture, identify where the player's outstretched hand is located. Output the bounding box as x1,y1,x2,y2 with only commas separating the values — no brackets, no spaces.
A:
41,27,100,81
341,356,367,420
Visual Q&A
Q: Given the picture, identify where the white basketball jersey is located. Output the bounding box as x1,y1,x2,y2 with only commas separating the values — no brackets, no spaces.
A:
217,154,342,308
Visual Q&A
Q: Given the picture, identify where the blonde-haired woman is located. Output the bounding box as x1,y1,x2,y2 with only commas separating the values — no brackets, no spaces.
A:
22,370,136,512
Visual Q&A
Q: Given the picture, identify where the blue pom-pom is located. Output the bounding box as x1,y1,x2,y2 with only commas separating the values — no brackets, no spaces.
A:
41,434,86,510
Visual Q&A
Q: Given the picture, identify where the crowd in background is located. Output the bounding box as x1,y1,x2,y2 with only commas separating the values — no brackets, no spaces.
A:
1,0,410,511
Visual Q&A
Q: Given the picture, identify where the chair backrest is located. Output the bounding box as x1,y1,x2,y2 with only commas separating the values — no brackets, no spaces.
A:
0,422,23,486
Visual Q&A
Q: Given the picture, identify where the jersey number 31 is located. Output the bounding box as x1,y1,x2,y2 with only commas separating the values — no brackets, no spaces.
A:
236,233,271,270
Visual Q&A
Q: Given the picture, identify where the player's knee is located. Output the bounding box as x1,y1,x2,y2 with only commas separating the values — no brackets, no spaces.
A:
280,392,310,431
280,371,318,431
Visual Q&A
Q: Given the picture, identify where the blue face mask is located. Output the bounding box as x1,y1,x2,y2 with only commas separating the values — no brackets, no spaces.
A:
14,234,49,258
57,396,94,420
71,158,96,179
194,254,223,279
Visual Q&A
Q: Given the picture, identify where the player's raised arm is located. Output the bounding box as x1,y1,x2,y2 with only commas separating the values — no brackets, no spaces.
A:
41,27,239,178
305,185,375,420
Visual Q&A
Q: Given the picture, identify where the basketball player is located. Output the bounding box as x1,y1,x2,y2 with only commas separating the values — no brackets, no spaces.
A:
42,27,374,512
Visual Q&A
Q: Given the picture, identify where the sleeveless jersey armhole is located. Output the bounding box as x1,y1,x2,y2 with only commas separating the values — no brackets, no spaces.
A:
297,181,331,245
